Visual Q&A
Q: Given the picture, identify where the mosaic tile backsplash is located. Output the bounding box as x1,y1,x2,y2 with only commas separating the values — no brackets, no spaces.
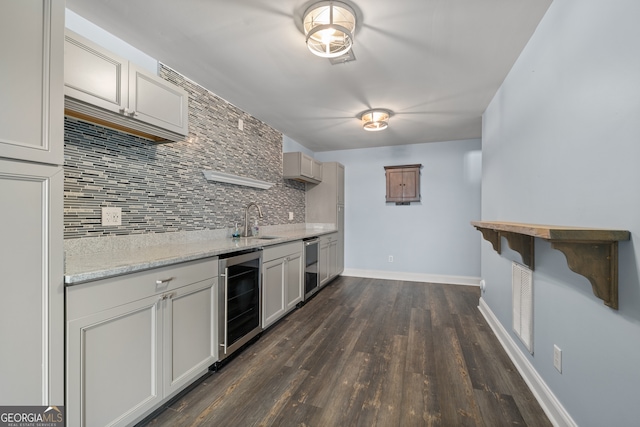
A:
64,64,305,239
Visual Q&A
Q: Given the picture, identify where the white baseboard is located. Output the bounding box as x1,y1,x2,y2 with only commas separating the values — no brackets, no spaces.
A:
478,298,577,427
341,268,481,286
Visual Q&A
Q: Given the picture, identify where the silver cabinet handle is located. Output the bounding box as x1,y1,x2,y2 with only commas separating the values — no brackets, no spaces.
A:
155,277,174,286
222,268,229,355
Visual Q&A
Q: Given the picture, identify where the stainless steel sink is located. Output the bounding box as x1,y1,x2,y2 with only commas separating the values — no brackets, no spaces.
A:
249,235,280,240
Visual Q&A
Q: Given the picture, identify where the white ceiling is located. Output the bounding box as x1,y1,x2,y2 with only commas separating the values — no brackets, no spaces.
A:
65,0,552,152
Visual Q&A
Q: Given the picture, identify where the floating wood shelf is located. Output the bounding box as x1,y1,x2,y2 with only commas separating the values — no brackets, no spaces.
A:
471,221,630,310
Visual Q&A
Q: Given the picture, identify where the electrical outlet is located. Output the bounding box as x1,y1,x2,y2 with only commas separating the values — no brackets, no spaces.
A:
289,212,294,220
102,207,122,226
388,255,394,262
238,118,244,131
553,345,562,373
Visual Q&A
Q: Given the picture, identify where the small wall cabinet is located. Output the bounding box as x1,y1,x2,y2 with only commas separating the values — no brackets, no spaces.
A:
262,241,303,328
283,152,323,184
64,30,189,142
384,164,421,204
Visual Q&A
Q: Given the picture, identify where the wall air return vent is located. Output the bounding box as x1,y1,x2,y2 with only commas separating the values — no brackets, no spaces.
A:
512,262,534,354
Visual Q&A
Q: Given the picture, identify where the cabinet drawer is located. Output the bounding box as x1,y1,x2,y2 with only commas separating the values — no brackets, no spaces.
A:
263,241,303,262
321,232,338,244
67,257,218,320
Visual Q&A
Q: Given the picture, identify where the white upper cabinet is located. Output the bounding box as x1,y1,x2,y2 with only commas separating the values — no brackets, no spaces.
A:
283,152,323,184
64,32,128,115
0,0,64,165
64,30,189,142
128,63,189,135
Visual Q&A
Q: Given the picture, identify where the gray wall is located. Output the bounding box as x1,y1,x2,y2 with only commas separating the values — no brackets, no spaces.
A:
64,64,305,239
316,139,482,280
481,0,640,425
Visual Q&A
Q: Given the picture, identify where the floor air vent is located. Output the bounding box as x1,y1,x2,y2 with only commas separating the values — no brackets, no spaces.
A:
512,262,534,354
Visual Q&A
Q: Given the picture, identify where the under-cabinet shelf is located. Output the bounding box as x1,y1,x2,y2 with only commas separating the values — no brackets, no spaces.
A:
471,221,630,310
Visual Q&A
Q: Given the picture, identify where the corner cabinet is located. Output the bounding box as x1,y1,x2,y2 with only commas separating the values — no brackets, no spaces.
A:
66,258,218,427
384,164,421,204
262,241,303,328
64,30,189,142
283,152,323,184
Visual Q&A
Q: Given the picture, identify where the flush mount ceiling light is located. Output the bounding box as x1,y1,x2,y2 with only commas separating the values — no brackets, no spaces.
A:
303,1,356,58
360,109,391,131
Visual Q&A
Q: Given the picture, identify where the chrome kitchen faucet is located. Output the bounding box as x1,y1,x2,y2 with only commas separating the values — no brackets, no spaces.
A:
242,202,263,237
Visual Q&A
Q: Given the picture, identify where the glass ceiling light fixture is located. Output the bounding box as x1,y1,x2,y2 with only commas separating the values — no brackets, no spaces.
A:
360,109,391,131
303,1,356,58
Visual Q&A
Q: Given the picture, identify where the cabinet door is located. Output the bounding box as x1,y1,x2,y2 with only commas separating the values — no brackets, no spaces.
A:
163,279,217,397
67,295,163,427
312,159,323,181
0,0,63,165
64,30,128,115
300,153,314,179
128,63,189,136
319,241,330,285
329,240,339,279
285,252,303,310
262,258,286,328
386,169,406,202
0,160,63,405
337,163,345,205
402,169,420,201
337,205,345,274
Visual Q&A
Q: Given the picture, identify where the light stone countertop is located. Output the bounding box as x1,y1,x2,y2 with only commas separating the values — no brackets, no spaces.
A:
64,223,336,285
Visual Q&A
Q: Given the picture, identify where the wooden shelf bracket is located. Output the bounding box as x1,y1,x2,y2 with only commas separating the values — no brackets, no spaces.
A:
501,231,535,270
550,241,619,309
476,227,501,253
471,221,629,310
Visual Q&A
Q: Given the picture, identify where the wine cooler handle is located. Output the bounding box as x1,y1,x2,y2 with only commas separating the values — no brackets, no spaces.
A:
221,269,229,355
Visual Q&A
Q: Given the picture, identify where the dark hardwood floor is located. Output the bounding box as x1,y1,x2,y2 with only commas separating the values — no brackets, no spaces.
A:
142,276,551,427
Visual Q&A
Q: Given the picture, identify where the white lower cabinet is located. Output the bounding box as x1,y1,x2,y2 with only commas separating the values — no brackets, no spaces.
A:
320,233,339,286
66,258,218,427
163,280,217,396
67,294,163,427
285,251,303,311
262,241,303,328
319,238,330,285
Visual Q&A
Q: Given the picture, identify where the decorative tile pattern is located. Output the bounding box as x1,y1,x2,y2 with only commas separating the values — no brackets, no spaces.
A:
64,65,305,239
